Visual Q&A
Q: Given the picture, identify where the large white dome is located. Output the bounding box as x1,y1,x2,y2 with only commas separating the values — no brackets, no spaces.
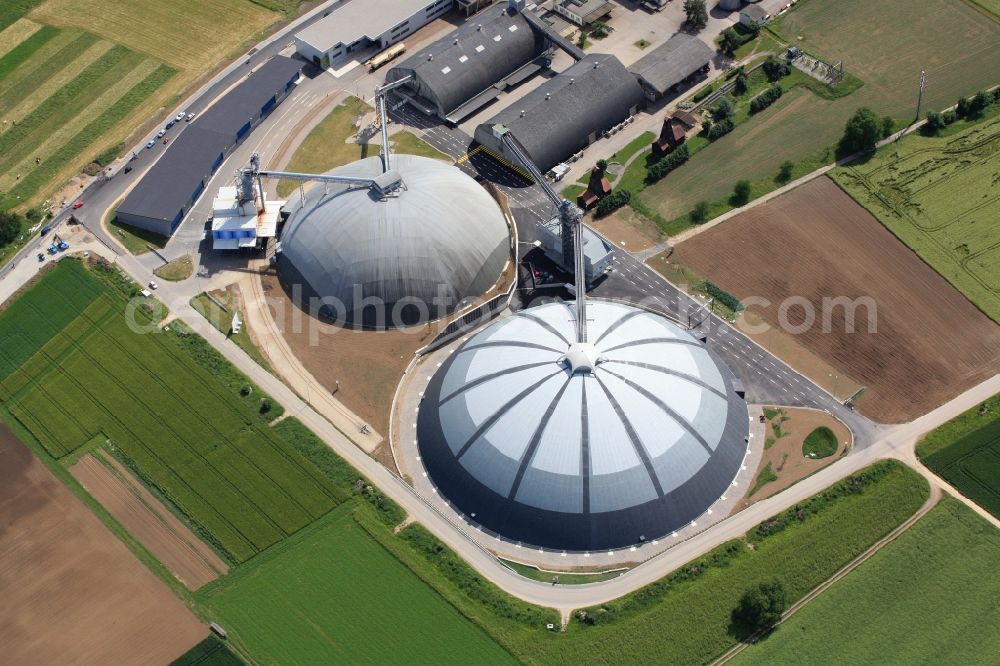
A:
417,300,749,550
277,154,510,328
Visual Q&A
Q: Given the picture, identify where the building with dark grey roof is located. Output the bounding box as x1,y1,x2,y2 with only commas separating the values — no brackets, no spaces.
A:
417,299,750,551
385,3,547,123
116,57,301,236
474,53,644,172
629,33,714,101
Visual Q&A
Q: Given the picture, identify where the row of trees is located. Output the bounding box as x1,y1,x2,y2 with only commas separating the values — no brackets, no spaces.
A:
646,143,690,183
926,88,999,135
595,188,631,218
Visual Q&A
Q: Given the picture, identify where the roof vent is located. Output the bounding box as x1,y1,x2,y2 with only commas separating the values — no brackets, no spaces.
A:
545,92,551,100
520,109,525,117
428,53,433,61
477,23,482,31
593,61,600,69
454,38,459,45
569,77,575,84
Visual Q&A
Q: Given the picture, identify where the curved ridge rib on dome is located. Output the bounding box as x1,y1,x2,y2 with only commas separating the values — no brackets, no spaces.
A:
417,300,749,551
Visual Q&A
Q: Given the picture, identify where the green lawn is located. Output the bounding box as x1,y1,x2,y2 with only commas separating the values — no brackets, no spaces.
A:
276,95,370,196
635,0,1000,228
802,426,838,459
190,290,275,375
0,23,175,209
734,498,1000,664
830,114,1000,323
917,392,1000,519
0,259,341,564
197,505,517,665
391,130,449,161
107,212,167,254
749,461,778,496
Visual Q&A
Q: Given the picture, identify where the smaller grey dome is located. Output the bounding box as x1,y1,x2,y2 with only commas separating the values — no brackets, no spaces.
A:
277,154,510,328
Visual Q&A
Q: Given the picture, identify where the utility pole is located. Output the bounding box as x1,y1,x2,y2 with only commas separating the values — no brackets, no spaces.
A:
915,69,926,121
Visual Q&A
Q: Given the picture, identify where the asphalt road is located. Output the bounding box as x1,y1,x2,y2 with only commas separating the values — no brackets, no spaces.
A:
387,103,880,448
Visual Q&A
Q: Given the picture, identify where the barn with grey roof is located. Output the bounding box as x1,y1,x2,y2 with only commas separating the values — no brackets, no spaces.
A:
629,33,714,101
474,53,645,172
385,3,547,123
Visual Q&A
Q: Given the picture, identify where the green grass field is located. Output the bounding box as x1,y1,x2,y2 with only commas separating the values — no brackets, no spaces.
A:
637,0,1000,226
0,20,176,209
802,426,838,458
0,259,341,563
830,114,1000,323
734,498,1000,664
0,0,280,212
917,392,1000,518
197,505,517,665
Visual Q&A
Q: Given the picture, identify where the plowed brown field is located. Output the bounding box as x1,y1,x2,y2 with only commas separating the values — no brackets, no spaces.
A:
71,452,228,590
676,177,1000,423
0,425,206,664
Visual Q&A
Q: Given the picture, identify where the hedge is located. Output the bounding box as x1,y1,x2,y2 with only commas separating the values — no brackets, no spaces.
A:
750,85,783,113
646,144,690,183
595,189,632,217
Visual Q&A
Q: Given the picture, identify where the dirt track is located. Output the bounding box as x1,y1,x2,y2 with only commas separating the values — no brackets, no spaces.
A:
71,452,228,590
676,177,1000,423
0,426,206,664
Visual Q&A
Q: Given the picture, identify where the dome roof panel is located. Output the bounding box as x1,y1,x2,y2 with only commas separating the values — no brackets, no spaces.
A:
277,154,509,328
416,300,750,550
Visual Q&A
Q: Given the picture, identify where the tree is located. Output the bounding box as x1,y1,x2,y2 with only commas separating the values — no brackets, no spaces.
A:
956,96,971,118
0,210,22,247
733,69,748,95
881,115,895,139
690,200,711,224
969,90,992,117
777,160,794,183
595,189,632,218
761,57,791,82
684,0,708,31
733,180,752,205
712,96,736,120
732,580,787,635
590,21,610,39
720,28,742,56
596,159,608,172
839,107,881,155
924,111,946,135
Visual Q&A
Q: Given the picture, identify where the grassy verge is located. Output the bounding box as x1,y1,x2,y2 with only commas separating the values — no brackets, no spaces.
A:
190,289,276,376
734,498,1000,664
392,130,449,161
749,462,778,497
107,212,167,254
153,254,193,281
500,559,626,585
917,392,1000,519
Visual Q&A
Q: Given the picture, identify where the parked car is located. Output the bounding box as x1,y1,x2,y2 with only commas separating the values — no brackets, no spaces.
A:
37,253,44,262
148,280,158,290
185,112,195,121
175,112,185,122
72,200,84,209
40,225,52,236
156,129,166,139
146,139,155,149
124,165,133,174
165,119,175,129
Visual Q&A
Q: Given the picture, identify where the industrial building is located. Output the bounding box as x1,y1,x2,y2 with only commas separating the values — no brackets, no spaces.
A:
276,154,511,328
209,179,283,251
474,53,644,172
116,57,301,237
416,299,750,551
294,0,453,68
629,33,715,101
552,0,614,26
384,3,548,123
